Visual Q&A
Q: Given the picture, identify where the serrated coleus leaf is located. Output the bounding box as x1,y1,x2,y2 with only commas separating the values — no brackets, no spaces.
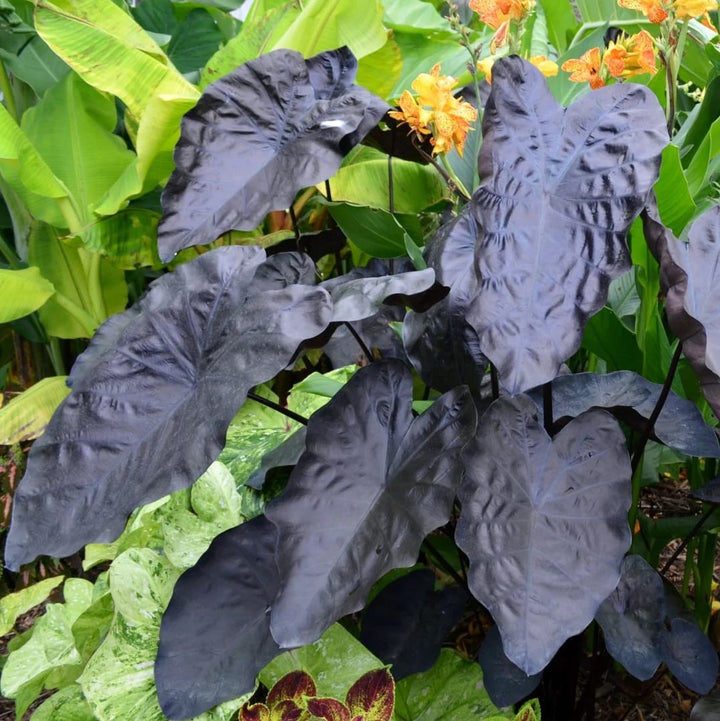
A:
453,56,668,394
156,516,283,719
456,394,632,674
642,202,720,418
527,371,720,458
360,569,467,680
306,698,351,721
266,359,477,647
477,625,542,708
595,555,665,681
345,669,394,721
5,246,332,571
268,671,317,708
158,47,389,261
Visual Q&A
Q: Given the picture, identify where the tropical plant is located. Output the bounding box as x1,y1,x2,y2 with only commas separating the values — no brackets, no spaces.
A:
2,0,720,720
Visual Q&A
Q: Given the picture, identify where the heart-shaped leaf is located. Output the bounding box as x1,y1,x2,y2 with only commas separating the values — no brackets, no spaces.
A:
360,569,466,680
158,47,388,261
345,669,395,721
266,359,477,647
691,692,720,720
5,246,332,570
661,617,719,694
477,625,542,708
155,515,283,719
453,56,668,394
642,202,720,418
457,394,632,674
595,555,666,681
527,371,720,458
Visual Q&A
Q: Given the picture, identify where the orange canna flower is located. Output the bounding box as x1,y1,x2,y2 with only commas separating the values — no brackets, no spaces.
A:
389,65,478,157
561,47,605,89
469,0,535,51
673,0,718,18
603,30,658,79
617,0,669,23
478,54,558,83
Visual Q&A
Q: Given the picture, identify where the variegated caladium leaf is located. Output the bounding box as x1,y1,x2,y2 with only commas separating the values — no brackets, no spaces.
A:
477,625,542,708
156,516,283,719
527,371,720,458
456,394,632,675
595,555,665,681
360,569,467,680
158,46,389,261
403,207,489,397
5,247,333,571
266,359,477,648
453,56,668,394
642,202,720,418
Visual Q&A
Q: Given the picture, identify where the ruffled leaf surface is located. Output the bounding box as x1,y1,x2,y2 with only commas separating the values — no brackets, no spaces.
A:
158,47,388,261
5,246,332,570
457,394,632,674
266,359,476,647
454,56,668,394
155,516,283,719
595,555,665,681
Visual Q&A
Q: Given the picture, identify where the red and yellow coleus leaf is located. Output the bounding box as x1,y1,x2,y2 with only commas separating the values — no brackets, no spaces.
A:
305,698,351,721
345,669,395,721
267,671,318,709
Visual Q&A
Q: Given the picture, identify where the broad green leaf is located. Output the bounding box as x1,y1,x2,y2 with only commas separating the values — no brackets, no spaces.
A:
0,102,76,229
356,33,403,100
608,268,641,329
0,576,64,636
574,0,640,22
0,0,34,54
283,365,358,398
200,1,301,88
382,0,454,36
259,624,384,700
76,208,161,268
1,579,94,716
271,0,386,60
685,115,720,200
0,36,70,96
538,0,577,53
680,20,714,88
79,549,246,721
34,0,199,120
31,685,96,721
0,266,54,323
166,8,224,74
324,146,446,214
654,145,696,236
21,73,136,225
0,375,70,444
394,649,508,721
583,307,644,373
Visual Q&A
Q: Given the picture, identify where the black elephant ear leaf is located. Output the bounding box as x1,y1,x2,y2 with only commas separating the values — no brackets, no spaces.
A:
253,252,317,290
691,476,720,504
455,56,668,394
158,47,389,262
266,359,477,648
155,515,283,719
527,371,720,458
360,569,467,680
456,394,632,675
477,625,542,708
5,246,333,571
661,617,719,694
642,203,720,418
595,555,665,681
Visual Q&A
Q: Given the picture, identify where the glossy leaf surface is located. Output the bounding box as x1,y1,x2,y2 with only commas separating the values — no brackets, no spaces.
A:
5,246,332,570
158,47,388,261
454,56,668,394
267,360,476,647
156,516,283,719
360,569,466,680
527,371,720,458
661,618,719,694
595,555,665,681
457,395,632,674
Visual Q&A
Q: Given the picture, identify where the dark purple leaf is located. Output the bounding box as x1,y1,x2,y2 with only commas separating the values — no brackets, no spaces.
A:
595,555,665,681
453,56,668,394
642,202,720,418
266,360,477,647
246,429,307,490
155,515,283,719
661,617,719,694
527,371,720,458
691,477,720,504
456,394,632,674
360,569,467,680
252,252,317,290
158,47,388,261
5,247,332,570
477,625,542,707
691,692,720,720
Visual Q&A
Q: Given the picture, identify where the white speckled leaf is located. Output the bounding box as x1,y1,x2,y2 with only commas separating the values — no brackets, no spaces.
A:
30,685,96,721
0,575,64,636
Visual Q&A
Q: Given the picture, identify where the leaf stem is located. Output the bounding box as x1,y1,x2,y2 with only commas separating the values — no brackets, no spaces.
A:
343,321,374,363
46,337,66,376
630,341,683,473
422,537,468,591
51,291,99,337
660,505,715,577
411,138,471,202
288,204,301,245
0,58,18,122
86,251,105,322
0,231,21,269
247,391,309,426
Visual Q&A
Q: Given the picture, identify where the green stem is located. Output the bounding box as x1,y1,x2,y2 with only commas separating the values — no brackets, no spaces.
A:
666,19,690,136
0,58,17,122
0,232,21,269
46,337,66,376
85,251,105,322
439,153,472,201
52,291,99,337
